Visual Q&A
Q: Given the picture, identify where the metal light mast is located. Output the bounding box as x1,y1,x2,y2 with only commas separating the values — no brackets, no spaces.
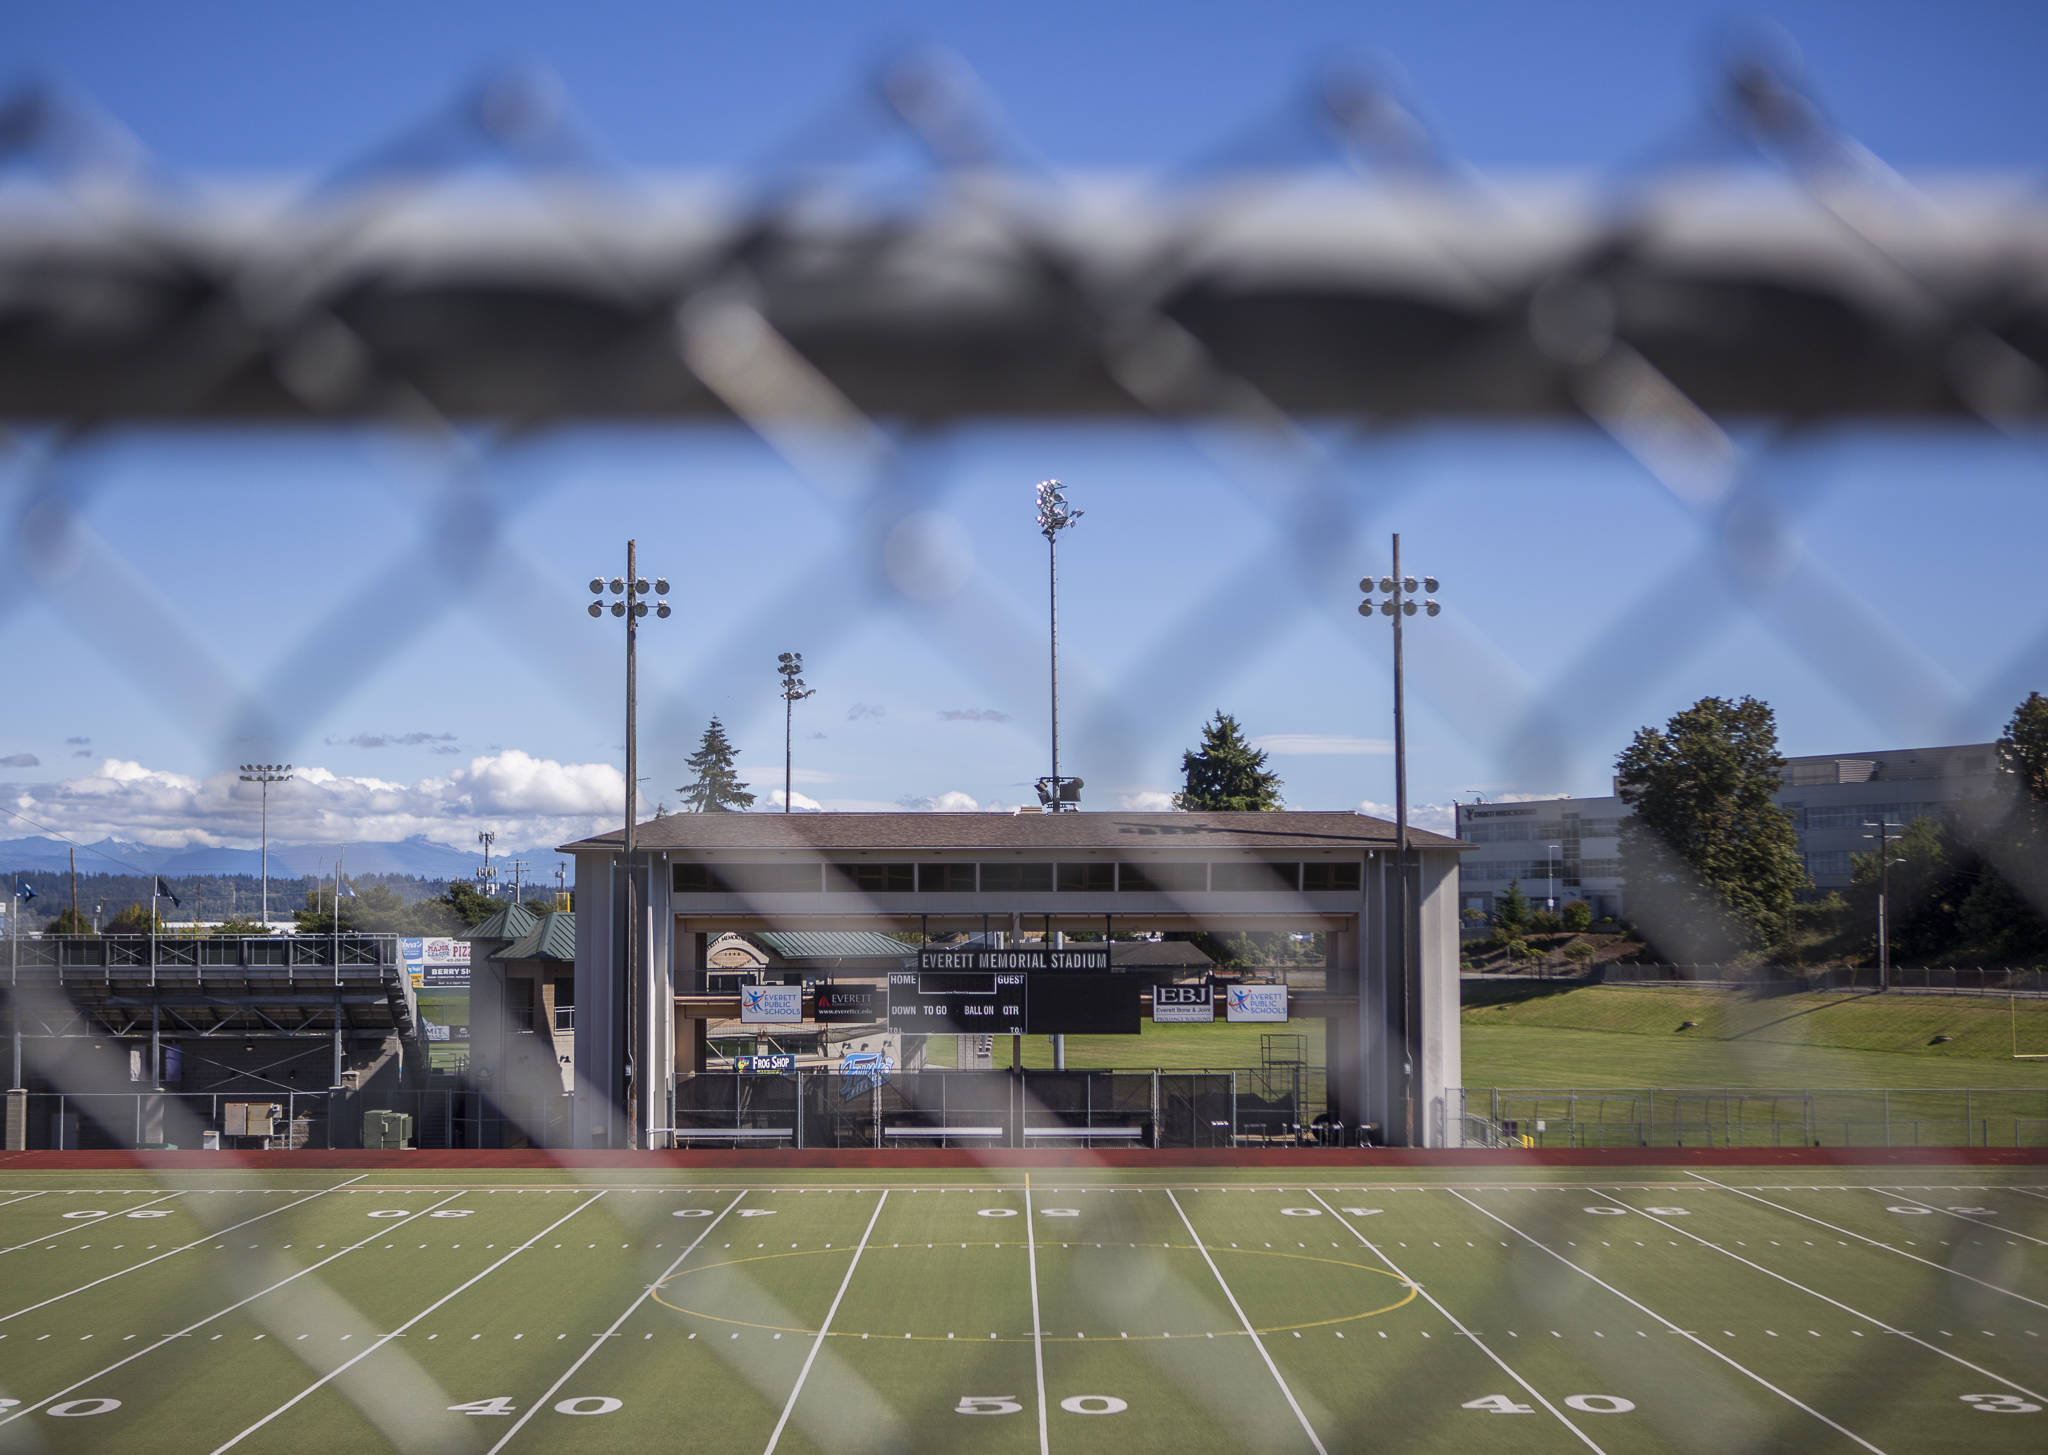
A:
237,764,292,926
777,652,816,813
1035,479,1083,812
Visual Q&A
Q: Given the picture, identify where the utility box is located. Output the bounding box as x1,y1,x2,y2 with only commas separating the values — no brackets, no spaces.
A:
362,1110,413,1149
224,1102,281,1138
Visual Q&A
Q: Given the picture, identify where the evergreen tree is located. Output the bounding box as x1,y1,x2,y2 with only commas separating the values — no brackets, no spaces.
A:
1495,880,1530,934
1957,691,2048,959
1615,695,1808,961
679,717,756,813
1174,710,1284,812
102,903,167,935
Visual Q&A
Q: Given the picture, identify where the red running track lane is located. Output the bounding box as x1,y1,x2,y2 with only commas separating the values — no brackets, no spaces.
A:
2,1147,2044,1172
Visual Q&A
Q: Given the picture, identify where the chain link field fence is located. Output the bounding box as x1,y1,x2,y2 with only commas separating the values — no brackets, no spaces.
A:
3,47,2048,1162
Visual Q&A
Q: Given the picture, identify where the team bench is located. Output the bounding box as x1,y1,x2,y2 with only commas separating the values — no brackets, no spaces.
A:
1022,1125,1147,1142
659,1127,795,1144
881,1125,1006,1142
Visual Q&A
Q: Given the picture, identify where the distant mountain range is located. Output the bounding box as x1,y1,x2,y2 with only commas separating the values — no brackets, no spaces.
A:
0,834,559,882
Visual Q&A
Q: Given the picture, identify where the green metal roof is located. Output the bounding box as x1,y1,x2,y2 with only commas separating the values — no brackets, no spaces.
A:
462,901,539,943
500,910,576,963
754,930,916,962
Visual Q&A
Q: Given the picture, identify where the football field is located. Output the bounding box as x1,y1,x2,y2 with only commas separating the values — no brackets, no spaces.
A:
0,1163,2044,1453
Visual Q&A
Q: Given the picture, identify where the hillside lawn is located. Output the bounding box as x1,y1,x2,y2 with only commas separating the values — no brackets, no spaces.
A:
927,984,2048,1091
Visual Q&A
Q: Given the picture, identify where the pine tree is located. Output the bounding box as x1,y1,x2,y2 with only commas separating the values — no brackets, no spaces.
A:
679,717,756,813
1174,710,1284,812
1495,880,1530,934
1615,695,1807,961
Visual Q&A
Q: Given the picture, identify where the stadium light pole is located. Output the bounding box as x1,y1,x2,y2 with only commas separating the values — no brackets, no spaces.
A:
777,652,816,813
1035,479,1083,813
1861,818,1900,992
1358,539,1440,1147
589,544,670,1148
237,764,292,926
1546,842,1560,915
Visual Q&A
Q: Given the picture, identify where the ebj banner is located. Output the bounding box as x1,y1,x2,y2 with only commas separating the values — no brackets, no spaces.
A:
740,985,804,1024
1224,984,1289,1023
1152,982,1214,1023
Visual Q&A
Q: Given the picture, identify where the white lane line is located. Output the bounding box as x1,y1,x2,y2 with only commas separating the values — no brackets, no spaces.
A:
1446,1190,1889,1455
0,1191,50,1211
1598,1188,2048,1404
763,1191,889,1455
0,1189,466,1429
208,1191,607,1454
2008,1187,2048,1203
1,1176,367,1324
1165,1189,1327,1455
0,1188,185,1256
1680,1173,2048,1312
482,1192,745,1455
1025,1176,1048,1455
1868,1187,2048,1247
1305,1190,1605,1454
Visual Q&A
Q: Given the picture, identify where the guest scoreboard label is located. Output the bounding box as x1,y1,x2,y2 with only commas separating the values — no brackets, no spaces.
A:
888,971,1028,1034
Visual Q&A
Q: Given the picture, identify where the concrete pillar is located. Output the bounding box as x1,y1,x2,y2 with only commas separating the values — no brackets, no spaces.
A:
1323,924,1357,1127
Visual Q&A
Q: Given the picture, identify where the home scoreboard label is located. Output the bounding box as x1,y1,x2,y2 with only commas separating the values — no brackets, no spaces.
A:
740,985,805,1024
917,946,1110,972
814,986,879,1023
1224,983,1289,1023
1152,982,1214,1023
888,971,1028,1034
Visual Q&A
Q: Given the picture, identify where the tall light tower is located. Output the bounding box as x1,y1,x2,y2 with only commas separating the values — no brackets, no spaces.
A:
475,830,497,898
776,652,816,813
1358,538,1440,1146
237,764,292,926
1035,478,1083,812
588,544,670,1148
1861,818,1900,992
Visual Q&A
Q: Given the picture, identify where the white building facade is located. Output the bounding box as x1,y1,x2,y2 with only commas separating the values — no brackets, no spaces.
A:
1455,742,2009,922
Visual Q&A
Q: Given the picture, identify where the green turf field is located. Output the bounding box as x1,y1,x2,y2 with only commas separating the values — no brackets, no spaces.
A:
0,1163,2044,1453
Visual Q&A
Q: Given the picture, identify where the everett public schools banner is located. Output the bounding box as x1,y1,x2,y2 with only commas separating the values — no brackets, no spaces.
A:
1152,982,1214,1023
1224,984,1289,1023
740,985,804,1024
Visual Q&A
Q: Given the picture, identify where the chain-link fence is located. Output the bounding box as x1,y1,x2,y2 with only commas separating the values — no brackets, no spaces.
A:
1455,1087,2048,1150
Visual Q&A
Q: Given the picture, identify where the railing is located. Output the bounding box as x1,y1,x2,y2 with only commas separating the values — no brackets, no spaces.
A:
1452,1087,2048,1149
3,934,400,978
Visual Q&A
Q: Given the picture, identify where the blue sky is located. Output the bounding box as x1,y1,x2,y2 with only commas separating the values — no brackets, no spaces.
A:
2,1,2044,864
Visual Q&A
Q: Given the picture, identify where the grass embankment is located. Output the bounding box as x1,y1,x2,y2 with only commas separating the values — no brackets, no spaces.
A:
1463,983,2048,1089
926,1020,1326,1073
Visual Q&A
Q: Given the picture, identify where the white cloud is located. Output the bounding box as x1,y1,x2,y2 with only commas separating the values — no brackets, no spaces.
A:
1252,734,1393,756
766,788,824,812
1115,790,1177,811
896,790,983,813
1354,799,1457,836
10,753,628,852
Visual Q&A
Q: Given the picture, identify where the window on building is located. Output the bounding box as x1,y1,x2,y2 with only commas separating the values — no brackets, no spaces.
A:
1056,862,1115,893
1302,861,1362,892
1117,862,1207,893
828,863,915,893
675,861,822,894
979,862,1053,893
917,863,977,892
1805,851,1856,879
1211,860,1299,892
553,975,574,1031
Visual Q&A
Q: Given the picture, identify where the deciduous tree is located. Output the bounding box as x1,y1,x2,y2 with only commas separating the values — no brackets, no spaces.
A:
1615,695,1807,961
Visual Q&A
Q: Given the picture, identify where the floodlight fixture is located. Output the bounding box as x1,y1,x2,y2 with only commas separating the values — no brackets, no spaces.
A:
236,763,293,926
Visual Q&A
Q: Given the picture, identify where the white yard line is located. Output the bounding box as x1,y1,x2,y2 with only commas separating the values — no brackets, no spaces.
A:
208,1191,607,1454
1304,1189,1606,1454
1164,1189,1328,1455
1867,1187,2048,1247
1024,1175,1049,1455
1445,1190,1890,1455
0,1175,366,1324
0,1188,184,1256
0,1191,50,1211
1595,1187,2048,1404
482,1191,746,1455
0,1188,467,1429
763,1191,890,1455
1680,1172,2048,1312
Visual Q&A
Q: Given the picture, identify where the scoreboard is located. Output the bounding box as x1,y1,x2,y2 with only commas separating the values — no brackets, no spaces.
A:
885,970,1141,1035
887,971,1028,1035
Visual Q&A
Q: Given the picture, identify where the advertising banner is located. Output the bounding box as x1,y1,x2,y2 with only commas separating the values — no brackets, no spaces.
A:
736,1053,796,1073
403,935,472,989
740,984,805,1024
917,946,1110,972
815,986,879,1023
1152,982,1215,1023
1224,983,1289,1023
